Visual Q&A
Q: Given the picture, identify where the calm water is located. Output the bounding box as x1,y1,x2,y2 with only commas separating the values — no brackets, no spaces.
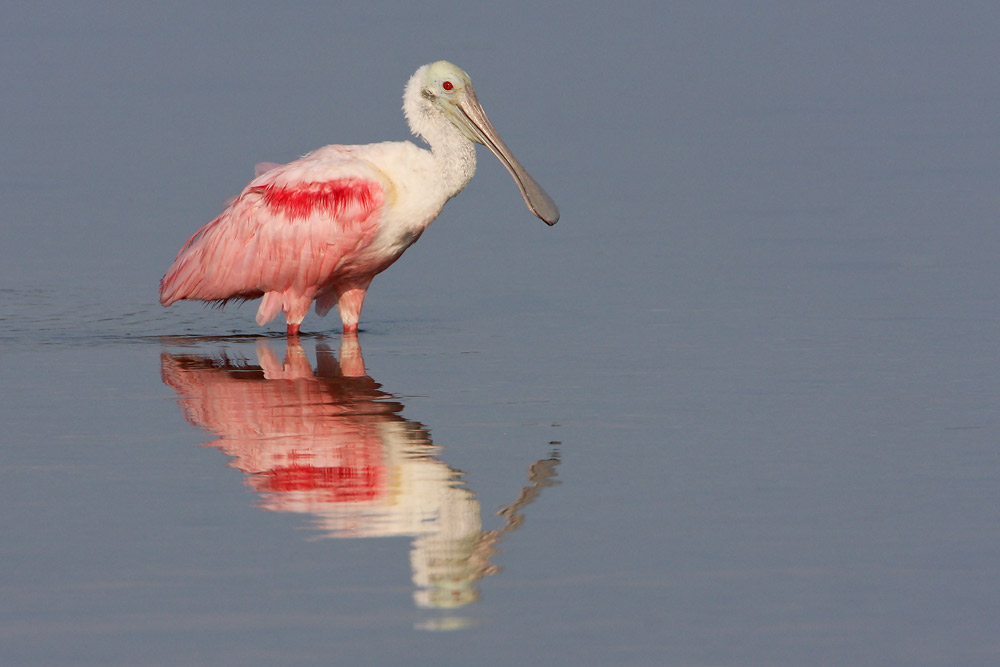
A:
3,3,1000,665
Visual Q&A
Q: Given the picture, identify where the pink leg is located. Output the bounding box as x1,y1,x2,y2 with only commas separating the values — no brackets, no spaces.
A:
336,282,371,334
280,291,315,338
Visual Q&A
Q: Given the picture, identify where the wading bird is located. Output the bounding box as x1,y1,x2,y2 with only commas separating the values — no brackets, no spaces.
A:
159,61,559,335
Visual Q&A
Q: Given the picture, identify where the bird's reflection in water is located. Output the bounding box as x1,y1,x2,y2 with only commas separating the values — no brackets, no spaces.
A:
160,335,559,613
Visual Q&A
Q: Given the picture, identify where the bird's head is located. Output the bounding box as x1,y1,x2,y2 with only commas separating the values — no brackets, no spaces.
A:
406,61,559,226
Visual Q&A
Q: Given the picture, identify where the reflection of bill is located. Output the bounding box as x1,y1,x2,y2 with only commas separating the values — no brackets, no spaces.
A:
160,336,560,610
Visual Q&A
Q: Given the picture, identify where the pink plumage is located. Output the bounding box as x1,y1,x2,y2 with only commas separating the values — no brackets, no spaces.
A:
159,61,559,336
160,150,388,335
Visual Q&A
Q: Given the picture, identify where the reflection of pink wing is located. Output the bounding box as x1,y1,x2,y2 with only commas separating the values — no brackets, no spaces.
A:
255,462,383,503
159,342,408,509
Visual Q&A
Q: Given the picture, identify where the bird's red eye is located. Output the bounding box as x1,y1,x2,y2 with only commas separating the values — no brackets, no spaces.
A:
442,81,454,91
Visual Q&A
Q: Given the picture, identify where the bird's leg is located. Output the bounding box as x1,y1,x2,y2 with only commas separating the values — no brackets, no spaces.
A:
282,292,314,338
336,281,372,334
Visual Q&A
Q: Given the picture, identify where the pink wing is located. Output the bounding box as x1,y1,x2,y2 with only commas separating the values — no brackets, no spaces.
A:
160,148,387,323
254,161,282,177
220,162,284,208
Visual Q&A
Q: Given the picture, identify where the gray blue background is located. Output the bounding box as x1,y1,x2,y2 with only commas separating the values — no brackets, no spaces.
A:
2,2,999,665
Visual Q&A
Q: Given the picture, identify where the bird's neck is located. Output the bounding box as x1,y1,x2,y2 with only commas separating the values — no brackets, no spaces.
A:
427,125,477,200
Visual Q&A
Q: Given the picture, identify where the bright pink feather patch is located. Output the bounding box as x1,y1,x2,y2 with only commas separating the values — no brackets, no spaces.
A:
254,179,380,220
255,464,384,502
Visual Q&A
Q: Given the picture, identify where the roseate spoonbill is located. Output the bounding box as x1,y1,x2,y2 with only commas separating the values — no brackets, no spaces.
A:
159,61,559,335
